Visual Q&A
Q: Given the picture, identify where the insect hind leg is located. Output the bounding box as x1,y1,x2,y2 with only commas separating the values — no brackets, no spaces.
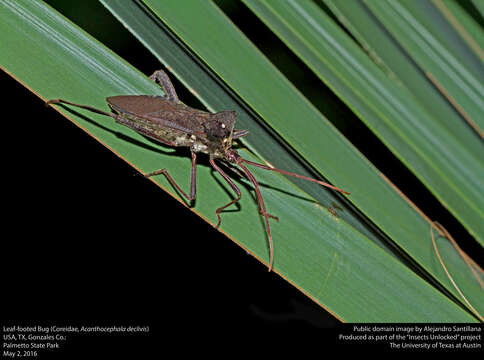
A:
149,70,179,103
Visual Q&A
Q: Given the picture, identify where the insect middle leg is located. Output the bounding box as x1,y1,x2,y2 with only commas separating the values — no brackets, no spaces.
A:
109,111,199,205
146,150,197,204
149,70,179,103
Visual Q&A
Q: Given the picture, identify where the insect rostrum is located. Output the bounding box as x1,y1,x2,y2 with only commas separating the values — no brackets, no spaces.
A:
47,69,349,271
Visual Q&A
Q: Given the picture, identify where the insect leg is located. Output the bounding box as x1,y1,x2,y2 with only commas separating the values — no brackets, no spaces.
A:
258,207,278,221
209,157,242,229
149,70,179,103
46,99,117,118
146,150,197,203
47,98,198,202
228,166,278,221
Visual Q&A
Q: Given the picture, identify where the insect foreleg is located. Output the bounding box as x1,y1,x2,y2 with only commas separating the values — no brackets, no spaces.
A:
149,70,179,103
209,158,242,229
145,150,197,204
226,165,278,222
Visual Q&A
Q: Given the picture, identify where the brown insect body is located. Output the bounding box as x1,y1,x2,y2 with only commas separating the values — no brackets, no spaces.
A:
107,95,237,159
47,70,348,271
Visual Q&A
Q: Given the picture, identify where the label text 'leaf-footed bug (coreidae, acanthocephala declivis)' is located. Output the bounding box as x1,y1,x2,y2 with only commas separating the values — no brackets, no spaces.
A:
47,69,349,271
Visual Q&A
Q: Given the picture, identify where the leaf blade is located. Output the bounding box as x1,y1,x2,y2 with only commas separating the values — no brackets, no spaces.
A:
0,0,478,321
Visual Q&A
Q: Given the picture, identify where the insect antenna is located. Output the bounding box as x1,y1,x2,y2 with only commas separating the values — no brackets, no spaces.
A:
232,154,349,271
235,161,275,272
239,158,349,195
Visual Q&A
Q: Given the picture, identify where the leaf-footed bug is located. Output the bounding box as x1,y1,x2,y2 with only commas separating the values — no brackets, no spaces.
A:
47,70,349,271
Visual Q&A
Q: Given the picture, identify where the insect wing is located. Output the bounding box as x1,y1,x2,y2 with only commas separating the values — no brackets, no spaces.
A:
107,95,204,137
107,95,169,116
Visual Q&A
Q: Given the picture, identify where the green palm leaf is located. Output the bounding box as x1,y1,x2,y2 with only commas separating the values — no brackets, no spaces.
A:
0,0,480,322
